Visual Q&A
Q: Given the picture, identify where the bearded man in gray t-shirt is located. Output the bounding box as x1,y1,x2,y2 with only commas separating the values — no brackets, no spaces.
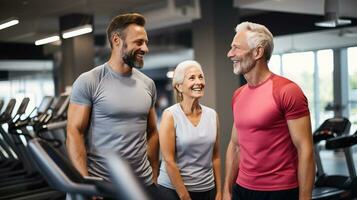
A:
66,13,160,197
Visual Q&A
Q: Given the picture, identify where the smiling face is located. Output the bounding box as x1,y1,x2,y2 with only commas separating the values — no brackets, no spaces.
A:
176,66,205,101
119,24,149,69
227,30,256,75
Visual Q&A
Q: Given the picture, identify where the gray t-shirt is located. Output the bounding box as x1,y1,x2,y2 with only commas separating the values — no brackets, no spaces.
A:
70,63,156,185
158,103,217,192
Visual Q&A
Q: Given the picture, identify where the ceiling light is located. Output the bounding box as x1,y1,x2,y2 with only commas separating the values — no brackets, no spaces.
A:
35,35,60,46
315,0,351,28
315,18,351,28
62,24,93,39
0,17,19,30
166,71,174,79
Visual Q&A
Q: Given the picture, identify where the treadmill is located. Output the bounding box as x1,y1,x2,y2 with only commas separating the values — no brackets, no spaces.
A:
325,129,357,199
27,138,116,200
312,117,353,200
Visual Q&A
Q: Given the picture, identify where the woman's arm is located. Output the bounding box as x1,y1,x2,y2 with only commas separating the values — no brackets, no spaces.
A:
159,110,191,200
212,113,222,200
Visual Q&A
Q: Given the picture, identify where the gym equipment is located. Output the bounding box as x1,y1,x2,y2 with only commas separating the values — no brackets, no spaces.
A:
27,138,116,200
312,117,353,200
326,130,357,150
107,153,150,200
0,97,64,200
325,129,357,199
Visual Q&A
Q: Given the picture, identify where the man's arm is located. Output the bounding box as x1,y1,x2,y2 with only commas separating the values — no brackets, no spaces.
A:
146,107,160,183
287,115,315,200
66,103,91,176
223,124,240,200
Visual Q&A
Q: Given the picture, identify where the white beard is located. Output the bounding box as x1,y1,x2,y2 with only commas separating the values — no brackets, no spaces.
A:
233,57,255,75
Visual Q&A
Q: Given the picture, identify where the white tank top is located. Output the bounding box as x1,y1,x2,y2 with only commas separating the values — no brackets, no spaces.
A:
158,103,217,192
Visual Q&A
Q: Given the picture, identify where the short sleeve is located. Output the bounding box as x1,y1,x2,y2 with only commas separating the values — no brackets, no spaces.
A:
70,72,96,106
280,83,310,120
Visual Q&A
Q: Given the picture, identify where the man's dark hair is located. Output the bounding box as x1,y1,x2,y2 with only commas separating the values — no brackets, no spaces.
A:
106,13,146,48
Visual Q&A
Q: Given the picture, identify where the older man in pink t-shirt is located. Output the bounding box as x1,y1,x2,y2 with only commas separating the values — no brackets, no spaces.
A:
223,22,315,200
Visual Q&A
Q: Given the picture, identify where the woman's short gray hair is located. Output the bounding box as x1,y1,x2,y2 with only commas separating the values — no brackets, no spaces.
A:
172,60,203,102
235,21,274,61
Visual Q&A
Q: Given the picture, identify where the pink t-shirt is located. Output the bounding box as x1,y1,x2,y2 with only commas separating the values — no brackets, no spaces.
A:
232,73,309,191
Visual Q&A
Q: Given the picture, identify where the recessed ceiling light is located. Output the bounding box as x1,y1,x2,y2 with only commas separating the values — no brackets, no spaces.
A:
166,71,174,78
62,24,93,39
0,18,19,30
315,18,351,28
35,35,60,46
315,0,351,28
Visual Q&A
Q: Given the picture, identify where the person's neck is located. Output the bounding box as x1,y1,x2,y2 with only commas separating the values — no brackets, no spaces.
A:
179,98,201,116
244,62,271,86
108,53,132,75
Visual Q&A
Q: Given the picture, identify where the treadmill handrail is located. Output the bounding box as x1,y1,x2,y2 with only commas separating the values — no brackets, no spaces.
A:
0,99,16,123
27,138,105,196
107,153,150,200
326,130,357,150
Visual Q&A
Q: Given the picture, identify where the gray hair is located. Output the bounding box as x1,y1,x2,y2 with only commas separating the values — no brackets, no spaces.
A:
172,60,203,102
235,21,274,61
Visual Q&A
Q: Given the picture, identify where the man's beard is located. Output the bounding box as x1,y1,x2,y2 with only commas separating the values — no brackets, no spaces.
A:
233,52,255,75
122,49,144,69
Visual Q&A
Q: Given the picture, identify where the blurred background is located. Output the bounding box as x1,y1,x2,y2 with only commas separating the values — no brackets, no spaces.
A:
0,0,357,180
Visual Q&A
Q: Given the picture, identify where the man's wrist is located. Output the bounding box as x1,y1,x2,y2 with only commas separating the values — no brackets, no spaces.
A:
224,181,232,191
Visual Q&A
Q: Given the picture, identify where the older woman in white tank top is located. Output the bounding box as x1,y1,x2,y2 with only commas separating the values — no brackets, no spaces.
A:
157,60,222,200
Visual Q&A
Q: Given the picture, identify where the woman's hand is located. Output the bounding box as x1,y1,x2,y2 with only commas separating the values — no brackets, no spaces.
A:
179,193,192,200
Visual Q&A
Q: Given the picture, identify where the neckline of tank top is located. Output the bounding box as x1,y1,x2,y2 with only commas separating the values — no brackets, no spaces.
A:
177,103,204,128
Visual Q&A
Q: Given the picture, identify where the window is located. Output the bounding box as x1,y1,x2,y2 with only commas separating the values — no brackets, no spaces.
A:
268,55,282,75
347,47,357,132
0,60,54,116
316,49,334,127
282,51,316,128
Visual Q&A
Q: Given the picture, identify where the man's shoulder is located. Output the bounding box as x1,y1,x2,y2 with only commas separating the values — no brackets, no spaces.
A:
76,64,108,84
271,74,302,93
85,63,108,78
233,84,247,98
70,64,108,104
132,68,155,85
272,74,295,86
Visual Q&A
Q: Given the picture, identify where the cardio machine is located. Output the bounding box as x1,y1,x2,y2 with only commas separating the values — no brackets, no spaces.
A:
312,117,353,200
0,97,64,200
325,129,357,199
27,138,116,200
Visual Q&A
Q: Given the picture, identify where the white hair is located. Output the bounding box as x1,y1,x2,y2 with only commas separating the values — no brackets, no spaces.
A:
172,60,203,102
235,21,274,61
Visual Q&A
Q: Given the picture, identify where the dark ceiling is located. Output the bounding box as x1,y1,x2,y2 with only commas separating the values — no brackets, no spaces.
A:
1,0,357,60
